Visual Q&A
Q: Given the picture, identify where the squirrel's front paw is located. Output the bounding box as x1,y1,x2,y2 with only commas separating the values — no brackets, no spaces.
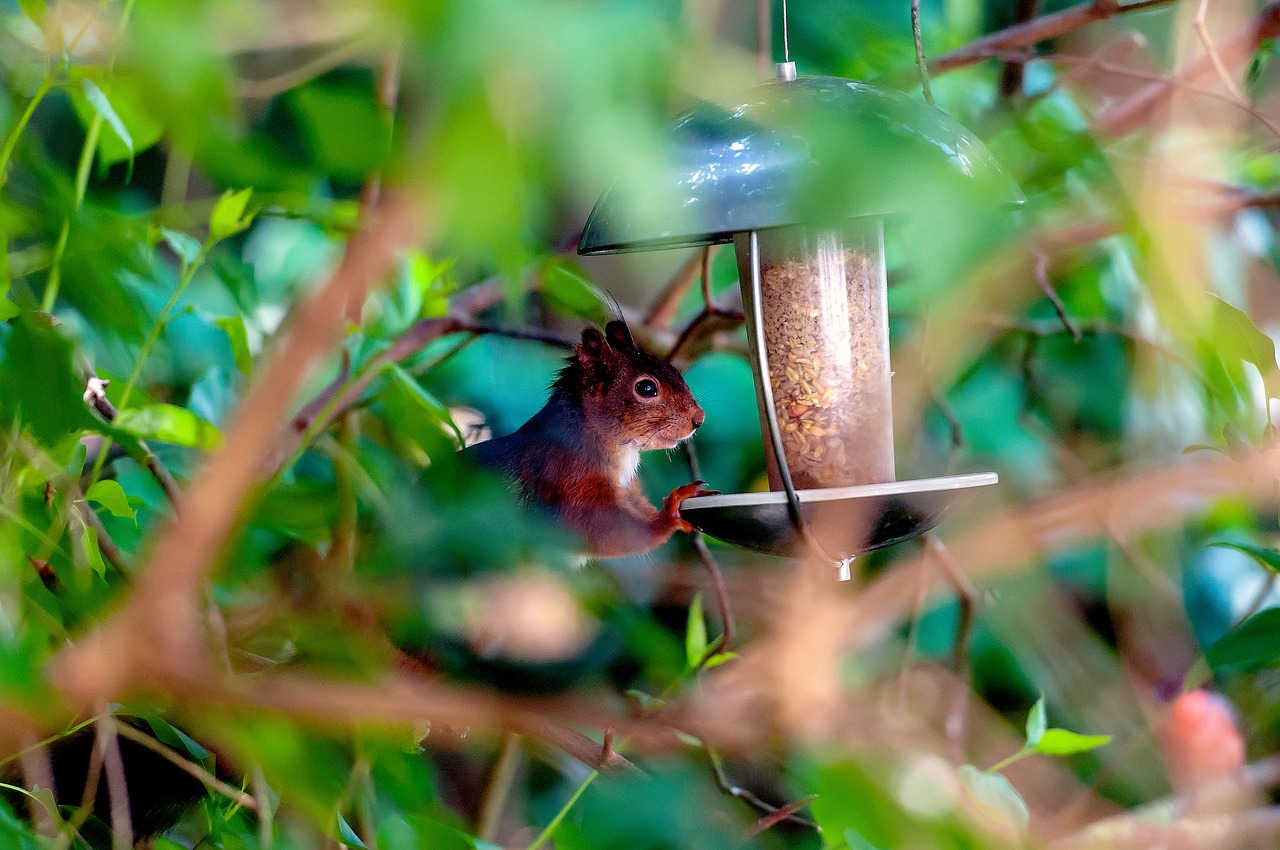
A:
662,480,717,533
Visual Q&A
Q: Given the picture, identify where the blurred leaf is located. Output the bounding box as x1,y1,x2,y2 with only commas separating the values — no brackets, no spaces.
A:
80,525,107,578
1033,729,1111,756
115,403,221,449
0,314,99,445
337,813,368,848
540,257,613,325
209,188,254,242
685,592,707,669
702,651,737,669
844,828,888,850
214,315,253,376
84,480,137,523
15,0,44,26
142,714,211,763
1208,539,1280,573
957,765,1028,832
1025,696,1046,747
1212,296,1276,375
1205,607,1280,670
81,79,133,157
287,80,392,181
68,75,164,167
161,227,203,266
383,364,465,449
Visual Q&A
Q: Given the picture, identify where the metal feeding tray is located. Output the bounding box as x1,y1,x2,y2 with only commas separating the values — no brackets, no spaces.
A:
680,472,997,559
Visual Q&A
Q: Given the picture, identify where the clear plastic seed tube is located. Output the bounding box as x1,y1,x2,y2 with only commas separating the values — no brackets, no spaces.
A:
737,219,895,490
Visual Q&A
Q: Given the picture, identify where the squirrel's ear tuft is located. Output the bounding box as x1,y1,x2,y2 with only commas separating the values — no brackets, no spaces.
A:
576,327,606,368
580,327,606,354
604,320,635,351
575,327,612,393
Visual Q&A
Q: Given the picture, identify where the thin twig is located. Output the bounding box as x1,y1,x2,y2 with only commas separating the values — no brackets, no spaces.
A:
476,732,522,843
81,371,182,507
742,795,820,840
1097,2,1280,137
1193,0,1247,101
76,505,131,579
1033,249,1082,342
599,728,616,768
251,765,273,849
236,36,377,99
928,391,965,454
95,717,134,850
113,722,257,811
701,744,817,830
693,533,735,656
924,534,977,760
642,253,705,331
911,0,935,105
998,0,1040,98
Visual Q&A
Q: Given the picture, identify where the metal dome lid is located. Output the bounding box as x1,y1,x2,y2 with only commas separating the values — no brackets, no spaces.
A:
579,75,1023,255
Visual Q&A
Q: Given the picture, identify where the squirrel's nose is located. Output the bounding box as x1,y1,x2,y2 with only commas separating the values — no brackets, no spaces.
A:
691,410,705,431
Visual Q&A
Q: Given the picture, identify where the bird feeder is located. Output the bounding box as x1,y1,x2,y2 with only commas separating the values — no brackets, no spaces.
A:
579,69,1021,577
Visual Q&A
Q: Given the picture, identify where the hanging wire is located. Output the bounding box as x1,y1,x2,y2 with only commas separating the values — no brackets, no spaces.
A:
780,0,791,63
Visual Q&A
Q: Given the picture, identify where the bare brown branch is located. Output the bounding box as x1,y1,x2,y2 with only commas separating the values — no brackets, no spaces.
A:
931,0,1178,75
1096,2,1280,137
51,194,417,701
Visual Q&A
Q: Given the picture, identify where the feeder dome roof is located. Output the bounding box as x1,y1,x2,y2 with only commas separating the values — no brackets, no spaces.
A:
579,76,1023,255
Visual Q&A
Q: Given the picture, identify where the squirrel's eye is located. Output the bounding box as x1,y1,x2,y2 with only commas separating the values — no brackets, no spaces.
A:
635,378,659,398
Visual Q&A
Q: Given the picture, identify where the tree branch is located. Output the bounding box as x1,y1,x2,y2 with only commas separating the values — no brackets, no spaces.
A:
50,194,417,701
1096,2,1280,137
931,0,1178,75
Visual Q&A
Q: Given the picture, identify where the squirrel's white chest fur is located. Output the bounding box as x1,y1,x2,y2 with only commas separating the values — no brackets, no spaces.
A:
615,445,641,489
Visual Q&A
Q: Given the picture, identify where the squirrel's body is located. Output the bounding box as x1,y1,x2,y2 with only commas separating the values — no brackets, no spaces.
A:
463,321,708,557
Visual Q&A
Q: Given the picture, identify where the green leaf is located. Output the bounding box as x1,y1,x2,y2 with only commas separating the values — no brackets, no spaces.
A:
540,258,614,325
67,76,164,167
336,813,368,848
161,228,203,266
383,364,465,448
1212,295,1277,374
142,714,211,763
0,314,102,445
1208,539,1280,573
81,79,133,155
81,525,107,578
1025,696,1046,747
1032,729,1111,756
84,479,137,523
214,315,253,376
209,188,254,242
1205,607,1280,670
685,592,707,669
15,0,44,26
115,404,221,449
702,651,738,669
844,828,888,850
957,765,1029,832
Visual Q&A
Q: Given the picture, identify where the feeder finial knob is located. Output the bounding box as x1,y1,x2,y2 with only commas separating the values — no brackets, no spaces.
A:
776,61,797,82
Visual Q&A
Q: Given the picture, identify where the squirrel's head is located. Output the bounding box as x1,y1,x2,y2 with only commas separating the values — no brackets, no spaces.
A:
556,320,705,450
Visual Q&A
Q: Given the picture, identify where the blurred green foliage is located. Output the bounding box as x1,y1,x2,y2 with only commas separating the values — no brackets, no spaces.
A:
2,0,1280,847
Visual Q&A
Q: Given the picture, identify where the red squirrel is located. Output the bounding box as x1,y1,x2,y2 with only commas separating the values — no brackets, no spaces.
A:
463,320,710,558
